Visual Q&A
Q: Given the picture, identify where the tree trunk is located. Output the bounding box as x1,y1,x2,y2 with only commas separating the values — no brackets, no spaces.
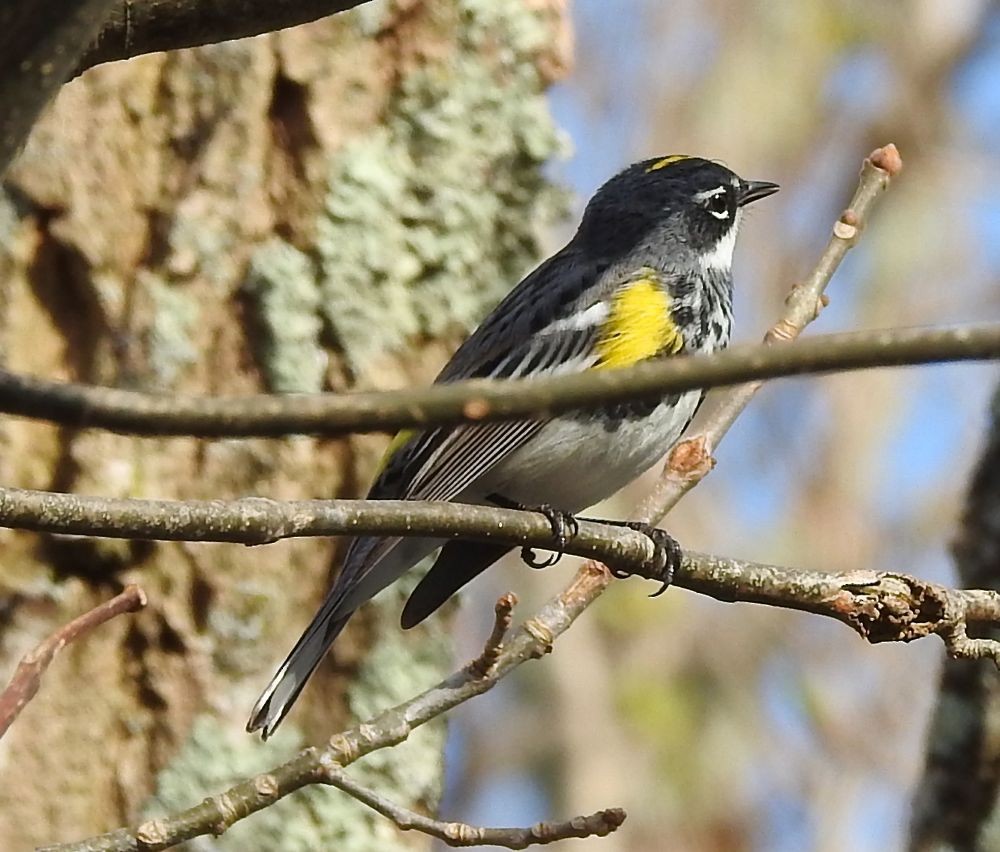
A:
0,1,569,847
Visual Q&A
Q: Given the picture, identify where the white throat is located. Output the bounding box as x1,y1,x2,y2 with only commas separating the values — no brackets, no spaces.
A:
699,210,741,272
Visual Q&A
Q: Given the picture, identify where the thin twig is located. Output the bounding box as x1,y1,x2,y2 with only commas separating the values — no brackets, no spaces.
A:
468,593,518,678
320,763,625,849
0,584,147,739
44,550,1000,852
0,323,994,438
638,143,904,524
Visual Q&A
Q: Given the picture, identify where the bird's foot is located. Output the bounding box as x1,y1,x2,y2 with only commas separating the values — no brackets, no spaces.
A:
519,504,580,569
605,522,682,597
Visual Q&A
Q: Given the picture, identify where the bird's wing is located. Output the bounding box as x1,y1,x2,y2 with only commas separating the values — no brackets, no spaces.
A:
323,250,606,608
393,263,687,500
374,247,607,504
341,260,686,587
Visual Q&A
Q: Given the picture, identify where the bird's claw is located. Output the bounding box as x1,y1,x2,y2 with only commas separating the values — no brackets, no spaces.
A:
612,522,682,596
521,546,558,569
519,504,579,570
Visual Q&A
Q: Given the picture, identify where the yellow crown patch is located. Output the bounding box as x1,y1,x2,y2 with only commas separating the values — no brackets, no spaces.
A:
646,155,690,173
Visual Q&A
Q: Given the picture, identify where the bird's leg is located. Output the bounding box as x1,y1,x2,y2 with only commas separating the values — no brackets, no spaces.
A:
577,517,682,597
488,494,580,569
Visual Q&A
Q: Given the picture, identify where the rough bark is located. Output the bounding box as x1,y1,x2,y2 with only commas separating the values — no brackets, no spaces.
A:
0,1,570,847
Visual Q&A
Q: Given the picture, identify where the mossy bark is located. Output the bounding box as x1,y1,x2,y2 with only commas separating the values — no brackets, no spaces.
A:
0,2,569,847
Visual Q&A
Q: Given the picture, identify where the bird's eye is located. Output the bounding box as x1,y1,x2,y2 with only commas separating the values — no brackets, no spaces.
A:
702,189,730,220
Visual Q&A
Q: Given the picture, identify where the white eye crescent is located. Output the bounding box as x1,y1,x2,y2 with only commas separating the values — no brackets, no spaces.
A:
695,185,730,219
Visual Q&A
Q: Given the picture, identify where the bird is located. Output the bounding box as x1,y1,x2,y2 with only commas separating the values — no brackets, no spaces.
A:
247,155,779,738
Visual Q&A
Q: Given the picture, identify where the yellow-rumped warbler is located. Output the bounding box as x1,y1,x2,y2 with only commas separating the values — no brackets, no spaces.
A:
248,155,778,737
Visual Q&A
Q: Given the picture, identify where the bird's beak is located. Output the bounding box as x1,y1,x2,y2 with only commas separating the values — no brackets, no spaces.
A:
738,180,780,207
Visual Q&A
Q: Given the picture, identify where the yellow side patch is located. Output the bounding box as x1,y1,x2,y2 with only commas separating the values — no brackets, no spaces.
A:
646,154,690,172
375,428,415,475
596,275,683,370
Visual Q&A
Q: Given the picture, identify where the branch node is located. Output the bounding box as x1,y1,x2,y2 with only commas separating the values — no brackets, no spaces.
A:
126,583,149,608
327,733,359,764
837,573,946,643
357,722,381,747
252,773,279,800
833,215,858,242
765,317,798,343
462,398,491,420
443,821,483,843
664,435,714,481
210,792,241,833
523,617,555,657
135,819,168,846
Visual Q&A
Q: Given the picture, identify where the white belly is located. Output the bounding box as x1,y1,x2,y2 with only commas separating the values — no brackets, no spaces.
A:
478,390,702,512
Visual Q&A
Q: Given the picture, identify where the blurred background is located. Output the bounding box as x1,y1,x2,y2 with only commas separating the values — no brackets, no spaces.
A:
1,0,999,849
439,2,1000,850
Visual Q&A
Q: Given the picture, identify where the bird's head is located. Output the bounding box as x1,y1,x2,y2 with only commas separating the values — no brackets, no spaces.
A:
577,155,779,272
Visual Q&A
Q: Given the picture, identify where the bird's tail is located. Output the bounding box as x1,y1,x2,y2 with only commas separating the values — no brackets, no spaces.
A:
246,604,350,739
247,534,443,739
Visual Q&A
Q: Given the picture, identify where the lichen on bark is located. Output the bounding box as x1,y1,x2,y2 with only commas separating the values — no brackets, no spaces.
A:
317,0,569,371
0,1,570,847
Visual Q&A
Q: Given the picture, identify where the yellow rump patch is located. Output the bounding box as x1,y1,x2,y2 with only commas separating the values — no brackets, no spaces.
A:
646,155,690,172
596,274,683,370
375,428,415,475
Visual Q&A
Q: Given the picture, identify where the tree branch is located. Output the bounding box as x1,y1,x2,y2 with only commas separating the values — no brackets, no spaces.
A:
76,0,372,77
0,585,146,739
0,487,681,574
0,0,119,174
321,764,625,849
2,484,997,661
0,324,994,439
44,550,1000,852
678,554,1000,656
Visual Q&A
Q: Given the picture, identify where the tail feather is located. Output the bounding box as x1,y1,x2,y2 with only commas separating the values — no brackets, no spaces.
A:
246,607,350,739
247,535,444,739
400,541,511,629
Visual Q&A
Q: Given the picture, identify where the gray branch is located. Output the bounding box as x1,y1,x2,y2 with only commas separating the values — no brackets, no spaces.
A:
76,0,371,76
44,551,1000,852
0,145,917,440
0,0,119,173
0,325,995,438
323,764,626,849
0,486,676,576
